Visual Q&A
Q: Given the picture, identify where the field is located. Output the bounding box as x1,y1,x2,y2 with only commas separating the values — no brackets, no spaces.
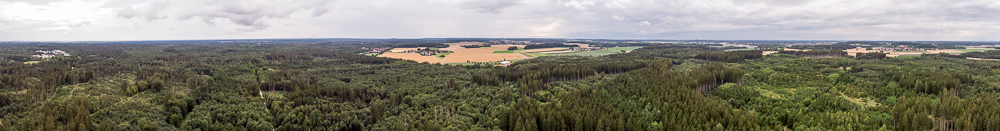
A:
565,43,590,47
957,48,997,52
381,45,641,62
493,50,520,53
442,48,527,62
382,45,530,63
434,52,451,59
844,48,967,57
521,47,570,53
389,47,422,52
555,46,643,56
378,53,445,63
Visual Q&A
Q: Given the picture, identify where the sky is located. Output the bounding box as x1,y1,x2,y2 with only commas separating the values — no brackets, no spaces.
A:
1,0,999,41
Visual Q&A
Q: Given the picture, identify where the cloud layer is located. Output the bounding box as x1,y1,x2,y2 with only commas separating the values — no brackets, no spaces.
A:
1,0,999,41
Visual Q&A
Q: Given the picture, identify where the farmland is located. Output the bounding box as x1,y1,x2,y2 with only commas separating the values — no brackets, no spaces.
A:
380,44,648,63
555,46,643,56
377,53,445,63
440,47,527,63
958,48,998,52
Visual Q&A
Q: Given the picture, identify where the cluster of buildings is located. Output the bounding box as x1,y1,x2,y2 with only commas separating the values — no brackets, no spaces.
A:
32,50,71,58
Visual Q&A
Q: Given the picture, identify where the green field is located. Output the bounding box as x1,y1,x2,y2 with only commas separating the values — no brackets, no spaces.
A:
957,48,997,52
894,55,921,58
555,46,644,56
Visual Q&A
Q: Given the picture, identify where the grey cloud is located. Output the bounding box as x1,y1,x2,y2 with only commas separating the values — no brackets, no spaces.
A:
100,0,152,8
110,0,338,32
117,7,137,19
0,18,57,31
175,0,336,32
68,21,90,28
554,0,1000,39
458,0,521,14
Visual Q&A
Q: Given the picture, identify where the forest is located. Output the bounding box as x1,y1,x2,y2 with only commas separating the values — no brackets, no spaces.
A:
1,40,1000,131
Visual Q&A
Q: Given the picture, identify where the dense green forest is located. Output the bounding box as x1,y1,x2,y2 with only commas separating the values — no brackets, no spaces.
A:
1,42,1000,131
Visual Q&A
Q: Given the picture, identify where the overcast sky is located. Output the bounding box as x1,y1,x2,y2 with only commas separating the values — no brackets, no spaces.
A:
1,0,999,41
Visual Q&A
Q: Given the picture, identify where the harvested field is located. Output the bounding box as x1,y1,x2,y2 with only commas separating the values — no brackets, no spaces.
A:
967,57,1000,61
844,49,880,56
450,42,485,46
762,51,779,55
522,48,569,53
383,44,532,63
484,45,526,51
889,49,964,55
957,48,997,52
844,49,964,57
783,49,808,51
441,48,528,63
566,43,590,48
440,45,465,51
378,53,445,63
556,46,643,56
539,50,576,54
389,47,428,52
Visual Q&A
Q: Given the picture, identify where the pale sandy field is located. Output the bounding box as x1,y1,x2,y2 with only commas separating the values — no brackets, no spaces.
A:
540,50,577,54
436,45,528,62
450,42,486,46
966,57,1000,61
566,43,590,48
389,47,426,52
484,45,527,51
762,51,779,55
522,48,570,53
378,53,445,63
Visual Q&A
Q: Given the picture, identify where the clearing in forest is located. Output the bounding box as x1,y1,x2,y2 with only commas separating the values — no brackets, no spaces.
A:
521,48,571,53
381,44,530,63
555,46,643,56
378,53,446,63
440,46,528,63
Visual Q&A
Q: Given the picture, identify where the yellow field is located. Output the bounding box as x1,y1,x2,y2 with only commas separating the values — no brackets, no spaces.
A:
378,53,445,63
450,42,486,46
844,48,964,57
389,48,422,52
522,48,570,53
539,50,576,54
762,51,778,55
566,43,590,48
382,44,531,63
484,45,526,51
441,48,528,63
